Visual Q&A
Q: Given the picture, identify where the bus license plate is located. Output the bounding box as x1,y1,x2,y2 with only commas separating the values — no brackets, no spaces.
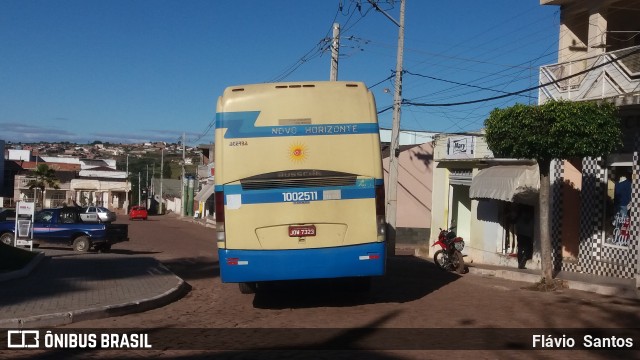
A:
289,225,316,237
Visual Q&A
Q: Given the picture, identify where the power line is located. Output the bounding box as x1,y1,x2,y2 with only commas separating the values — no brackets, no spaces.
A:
190,118,215,145
403,46,640,107
404,70,535,100
267,39,329,83
382,4,636,133
403,4,632,101
368,72,395,89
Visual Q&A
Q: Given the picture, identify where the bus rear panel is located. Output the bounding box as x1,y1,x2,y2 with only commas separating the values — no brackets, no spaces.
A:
214,81,386,284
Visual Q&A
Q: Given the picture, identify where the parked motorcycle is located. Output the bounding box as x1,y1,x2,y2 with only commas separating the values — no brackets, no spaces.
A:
432,226,465,274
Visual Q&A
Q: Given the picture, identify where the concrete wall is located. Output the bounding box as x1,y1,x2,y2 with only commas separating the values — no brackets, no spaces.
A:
8,149,30,161
382,143,434,230
561,160,582,260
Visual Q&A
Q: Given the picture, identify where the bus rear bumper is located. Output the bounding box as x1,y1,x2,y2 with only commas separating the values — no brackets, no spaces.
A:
218,242,386,283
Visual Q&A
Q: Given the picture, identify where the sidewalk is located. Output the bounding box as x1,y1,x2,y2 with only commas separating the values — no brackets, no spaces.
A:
404,244,640,299
0,250,189,328
1,223,637,328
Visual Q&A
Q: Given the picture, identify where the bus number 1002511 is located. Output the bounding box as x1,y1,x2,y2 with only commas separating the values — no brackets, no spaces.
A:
282,191,319,202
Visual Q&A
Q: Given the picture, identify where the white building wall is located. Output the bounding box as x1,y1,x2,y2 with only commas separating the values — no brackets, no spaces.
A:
166,197,182,214
379,129,437,145
8,149,31,161
430,133,494,261
78,169,126,179
430,165,450,246
40,156,80,164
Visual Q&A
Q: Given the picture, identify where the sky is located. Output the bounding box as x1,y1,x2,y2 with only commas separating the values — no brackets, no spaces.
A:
0,0,561,145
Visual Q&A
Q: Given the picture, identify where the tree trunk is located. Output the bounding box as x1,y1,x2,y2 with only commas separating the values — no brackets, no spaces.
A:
538,159,553,282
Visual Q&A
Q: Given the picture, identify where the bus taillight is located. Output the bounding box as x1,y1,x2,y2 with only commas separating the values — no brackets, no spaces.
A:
215,191,226,243
375,184,386,241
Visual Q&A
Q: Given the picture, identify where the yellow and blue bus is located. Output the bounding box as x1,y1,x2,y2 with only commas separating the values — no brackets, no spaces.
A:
214,81,386,293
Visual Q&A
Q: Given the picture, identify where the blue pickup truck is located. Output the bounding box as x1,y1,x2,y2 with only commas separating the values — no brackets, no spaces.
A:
0,207,128,252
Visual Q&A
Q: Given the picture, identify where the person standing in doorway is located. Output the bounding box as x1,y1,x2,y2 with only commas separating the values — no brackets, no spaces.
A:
613,169,632,245
515,205,534,269
614,169,632,219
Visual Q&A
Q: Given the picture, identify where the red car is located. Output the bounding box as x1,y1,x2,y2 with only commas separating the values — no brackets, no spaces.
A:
129,206,148,220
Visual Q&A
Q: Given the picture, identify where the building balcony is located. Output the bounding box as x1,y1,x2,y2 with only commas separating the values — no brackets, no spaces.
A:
15,175,71,191
539,46,640,106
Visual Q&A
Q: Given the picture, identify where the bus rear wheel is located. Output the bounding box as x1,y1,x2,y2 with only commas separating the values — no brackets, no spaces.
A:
239,282,257,294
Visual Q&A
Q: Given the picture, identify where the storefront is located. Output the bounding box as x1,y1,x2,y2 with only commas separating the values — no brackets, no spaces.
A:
432,132,640,278
470,164,539,268
432,134,542,269
562,153,640,279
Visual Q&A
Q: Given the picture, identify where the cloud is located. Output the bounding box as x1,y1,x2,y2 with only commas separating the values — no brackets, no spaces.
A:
0,122,208,145
0,122,80,142
89,131,168,144
89,129,202,144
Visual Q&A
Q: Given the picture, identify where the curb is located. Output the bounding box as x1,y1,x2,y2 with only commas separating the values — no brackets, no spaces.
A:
467,266,542,284
467,266,640,299
0,271,191,328
562,278,639,299
0,252,46,283
182,216,216,229
411,247,639,299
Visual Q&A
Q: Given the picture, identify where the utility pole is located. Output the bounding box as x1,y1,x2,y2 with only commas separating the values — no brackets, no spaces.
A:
125,154,129,213
160,148,164,214
138,172,141,206
151,162,155,209
181,133,186,217
367,0,405,256
330,23,340,81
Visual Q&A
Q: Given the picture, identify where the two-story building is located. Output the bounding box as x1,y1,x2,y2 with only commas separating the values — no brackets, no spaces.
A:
430,1,640,283
539,0,640,281
9,154,130,212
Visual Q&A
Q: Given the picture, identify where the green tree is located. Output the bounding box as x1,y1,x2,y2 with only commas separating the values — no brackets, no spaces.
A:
163,161,172,179
26,164,61,207
485,100,621,283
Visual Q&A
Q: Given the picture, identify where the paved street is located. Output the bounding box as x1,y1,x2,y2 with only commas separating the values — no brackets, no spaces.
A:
2,214,639,359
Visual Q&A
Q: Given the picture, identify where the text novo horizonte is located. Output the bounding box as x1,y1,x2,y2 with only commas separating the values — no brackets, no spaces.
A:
271,124,359,136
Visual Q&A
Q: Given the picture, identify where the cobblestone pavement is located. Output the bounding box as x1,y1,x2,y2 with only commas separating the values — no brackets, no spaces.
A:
2,214,639,360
